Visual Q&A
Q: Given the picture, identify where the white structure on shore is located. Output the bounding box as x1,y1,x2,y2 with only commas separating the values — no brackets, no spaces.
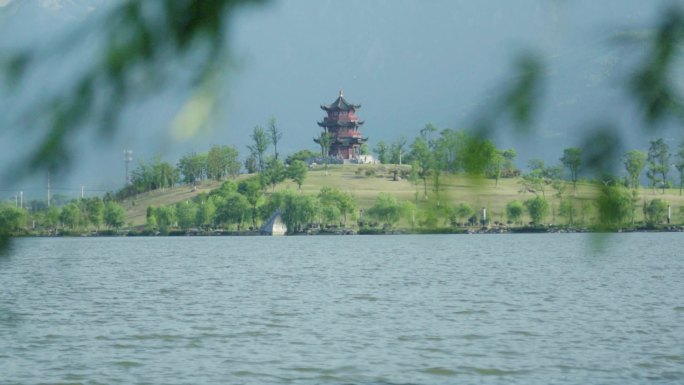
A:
260,209,287,236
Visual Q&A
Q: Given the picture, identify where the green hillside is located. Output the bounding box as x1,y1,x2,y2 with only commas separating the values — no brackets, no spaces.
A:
122,164,684,228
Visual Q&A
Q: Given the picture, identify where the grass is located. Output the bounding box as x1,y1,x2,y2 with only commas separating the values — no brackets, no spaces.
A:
122,164,684,227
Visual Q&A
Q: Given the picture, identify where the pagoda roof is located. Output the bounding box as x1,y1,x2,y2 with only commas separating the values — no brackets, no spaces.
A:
318,119,365,128
321,90,361,112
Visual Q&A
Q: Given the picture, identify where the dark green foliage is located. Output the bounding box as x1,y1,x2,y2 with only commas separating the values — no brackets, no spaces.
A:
288,160,308,190
244,155,258,174
365,193,407,228
462,135,497,176
195,199,216,229
286,150,317,165
647,138,670,193
318,187,356,224
560,147,582,193
0,205,28,233
215,192,250,230
155,206,176,232
374,140,389,164
643,198,669,225
4,0,266,176
506,201,524,225
248,125,271,173
104,201,126,230
268,116,282,160
178,152,207,185
175,201,198,230
580,126,622,180
85,198,105,230
282,194,319,234
629,6,684,125
623,150,647,190
60,203,82,230
389,136,408,165
596,186,634,230
676,140,684,195
238,177,264,227
451,203,474,226
261,157,286,190
503,54,545,132
206,145,241,181
524,196,549,225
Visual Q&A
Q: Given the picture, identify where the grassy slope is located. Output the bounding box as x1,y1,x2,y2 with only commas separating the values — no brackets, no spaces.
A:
123,164,684,227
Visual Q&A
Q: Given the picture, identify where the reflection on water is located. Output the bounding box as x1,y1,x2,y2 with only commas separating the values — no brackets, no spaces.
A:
1,234,683,384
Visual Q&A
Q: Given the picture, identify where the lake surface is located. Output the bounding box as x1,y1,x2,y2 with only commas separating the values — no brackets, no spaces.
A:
1,234,683,384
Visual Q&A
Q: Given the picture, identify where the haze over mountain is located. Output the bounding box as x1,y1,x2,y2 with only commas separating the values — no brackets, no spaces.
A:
1,0,682,200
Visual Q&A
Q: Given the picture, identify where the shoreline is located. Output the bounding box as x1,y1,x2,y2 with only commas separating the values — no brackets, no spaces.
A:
10,224,684,238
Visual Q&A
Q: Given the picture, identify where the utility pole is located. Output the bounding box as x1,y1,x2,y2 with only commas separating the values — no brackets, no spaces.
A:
20,191,23,209
124,149,133,186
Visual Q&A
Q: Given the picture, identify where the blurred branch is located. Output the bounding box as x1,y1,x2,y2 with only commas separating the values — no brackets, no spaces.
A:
1,0,267,177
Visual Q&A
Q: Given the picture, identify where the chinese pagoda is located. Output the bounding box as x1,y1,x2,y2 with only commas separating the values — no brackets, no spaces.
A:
315,91,367,160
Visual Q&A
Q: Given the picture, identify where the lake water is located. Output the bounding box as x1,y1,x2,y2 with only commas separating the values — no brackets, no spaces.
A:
1,234,683,384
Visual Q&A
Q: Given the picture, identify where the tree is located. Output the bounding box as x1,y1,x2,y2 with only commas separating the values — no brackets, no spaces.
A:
146,206,157,231
374,140,389,164
60,203,82,230
244,155,258,174
524,196,549,225
43,206,61,232
175,201,198,230
646,138,670,194
206,145,240,180
215,192,250,230
155,206,176,232
104,201,126,230
433,128,468,173
152,157,178,192
501,149,518,177
286,150,317,165
238,177,264,228
596,185,634,229
195,199,216,229
487,149,506,187
261,157,287,191
521,159,561,198
178,152,207,185
318,187,356,224
410,137,433,199
282,193,319,234
451,202,474,226
390,136,407,165
248,125,270,173
85,198,105,230
461,136,497,177
643,198,668,225
268,115,283,160
623,150,646,190
315,131,333,173
0,206,27,233
505,200,524,225
560,147,582,194
558,199,577,226
365,193,406,228
675,140,684,195
288,160,308,191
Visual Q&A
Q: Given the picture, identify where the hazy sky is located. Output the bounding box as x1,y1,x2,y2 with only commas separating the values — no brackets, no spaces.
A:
0,0,681,200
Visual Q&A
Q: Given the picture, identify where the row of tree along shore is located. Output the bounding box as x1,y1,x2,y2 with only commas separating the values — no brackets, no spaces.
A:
2,122,684,236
